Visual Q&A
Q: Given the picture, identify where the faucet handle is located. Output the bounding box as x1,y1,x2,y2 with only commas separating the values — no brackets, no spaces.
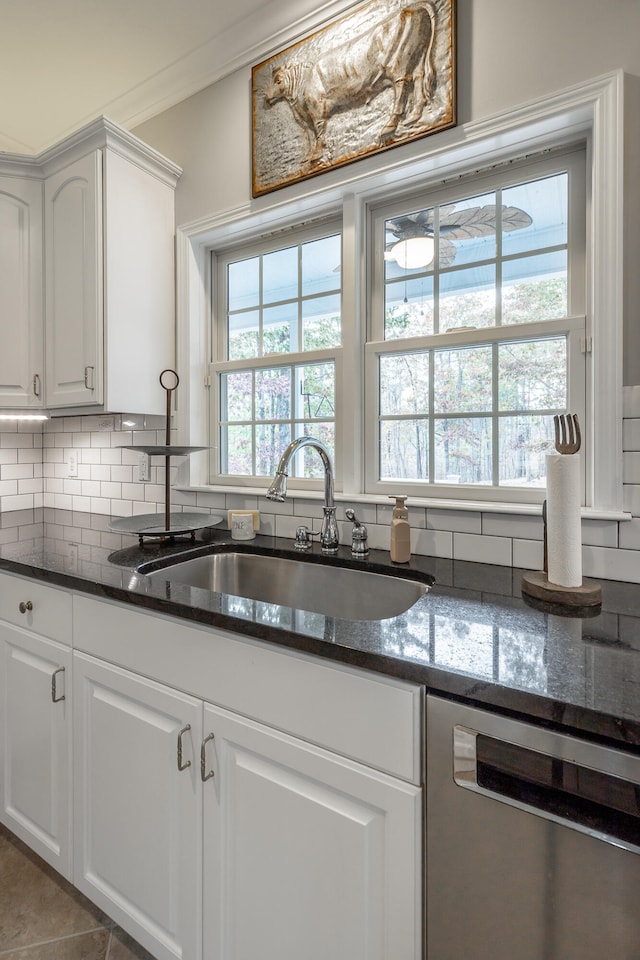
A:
345,509,369,558
294,525,315,550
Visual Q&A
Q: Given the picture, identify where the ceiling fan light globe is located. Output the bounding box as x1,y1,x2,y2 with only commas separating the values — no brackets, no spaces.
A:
390,237,435,269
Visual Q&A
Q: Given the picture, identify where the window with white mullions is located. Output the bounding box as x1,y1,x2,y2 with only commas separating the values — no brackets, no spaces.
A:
213,224,341,485
369,147,585,500
376,332,570,487
218,361,336,479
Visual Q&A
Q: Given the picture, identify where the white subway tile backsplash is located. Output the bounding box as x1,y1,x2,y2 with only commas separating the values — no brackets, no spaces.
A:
3,408,640,583
623,452,640,483
90,464,112,481
583,545,640,583
426,508,481,534
413,527,453,558
623,484,640,516
482,513,542,540
512,537,544,571
620,517,640,549
623,418,640,451
2,464,34,480
581,519,619,547
454,532,512,566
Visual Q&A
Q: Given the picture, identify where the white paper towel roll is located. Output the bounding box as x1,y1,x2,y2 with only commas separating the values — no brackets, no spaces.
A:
546,453,582,588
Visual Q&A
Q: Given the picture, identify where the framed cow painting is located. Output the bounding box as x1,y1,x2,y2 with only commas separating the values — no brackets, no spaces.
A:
251,0,456,197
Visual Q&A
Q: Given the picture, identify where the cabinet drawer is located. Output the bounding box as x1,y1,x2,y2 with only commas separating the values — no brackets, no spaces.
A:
0,573,72,643
73,594,423,784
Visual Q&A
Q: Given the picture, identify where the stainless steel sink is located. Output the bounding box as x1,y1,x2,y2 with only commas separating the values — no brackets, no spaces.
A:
144,551,430,621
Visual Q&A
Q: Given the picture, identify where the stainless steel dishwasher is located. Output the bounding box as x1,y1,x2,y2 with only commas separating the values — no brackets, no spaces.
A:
427,695,640,960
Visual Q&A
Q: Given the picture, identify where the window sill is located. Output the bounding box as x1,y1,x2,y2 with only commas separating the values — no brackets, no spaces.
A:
176,485,630,522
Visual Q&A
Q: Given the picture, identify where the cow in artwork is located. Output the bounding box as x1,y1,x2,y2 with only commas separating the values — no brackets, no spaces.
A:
264,2,438,167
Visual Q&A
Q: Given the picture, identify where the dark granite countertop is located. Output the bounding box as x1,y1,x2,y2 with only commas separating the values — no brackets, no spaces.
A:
2,507,640,749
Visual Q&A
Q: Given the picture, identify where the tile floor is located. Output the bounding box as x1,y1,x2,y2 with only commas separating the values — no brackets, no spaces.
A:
0,825,155,960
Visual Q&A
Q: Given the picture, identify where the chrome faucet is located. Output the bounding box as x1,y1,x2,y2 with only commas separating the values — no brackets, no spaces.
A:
266,436,339,554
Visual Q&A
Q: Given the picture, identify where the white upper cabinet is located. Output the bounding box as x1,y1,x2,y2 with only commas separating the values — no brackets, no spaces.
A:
44,151,102,408
44,122,181,413
0,176,44,407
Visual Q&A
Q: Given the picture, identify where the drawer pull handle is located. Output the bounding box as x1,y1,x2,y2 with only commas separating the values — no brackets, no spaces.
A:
201,733,215,782
18,601,33,614
51,667,65,703
177,724,192,771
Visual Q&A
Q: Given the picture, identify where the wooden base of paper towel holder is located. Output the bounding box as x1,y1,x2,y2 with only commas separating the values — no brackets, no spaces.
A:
521,571,602,608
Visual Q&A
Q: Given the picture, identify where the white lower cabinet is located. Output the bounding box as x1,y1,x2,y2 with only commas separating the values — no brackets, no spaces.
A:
73,653,203,960
202,703,421,960
3,583,422,960
0,576,73,877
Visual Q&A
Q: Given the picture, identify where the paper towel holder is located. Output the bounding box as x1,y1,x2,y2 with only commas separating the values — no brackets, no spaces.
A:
521,493,602,612
521,570,602,612
522,414,601,612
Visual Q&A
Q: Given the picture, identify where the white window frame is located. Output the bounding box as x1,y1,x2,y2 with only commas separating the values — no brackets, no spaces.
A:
209,221,343,492
364,149,587,503
175,72,625,517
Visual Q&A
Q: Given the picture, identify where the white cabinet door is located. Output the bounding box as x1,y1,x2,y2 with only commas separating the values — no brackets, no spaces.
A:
0,624,71,876
73,653,202,960
0,176,44,407
44,151,103,408
202,703,422,960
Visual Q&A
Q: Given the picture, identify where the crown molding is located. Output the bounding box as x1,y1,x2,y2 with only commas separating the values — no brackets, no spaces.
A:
0,116,182,185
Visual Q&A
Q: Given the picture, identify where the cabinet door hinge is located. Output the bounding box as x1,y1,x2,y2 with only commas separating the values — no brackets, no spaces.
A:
204,373,212,388
580,335,593,354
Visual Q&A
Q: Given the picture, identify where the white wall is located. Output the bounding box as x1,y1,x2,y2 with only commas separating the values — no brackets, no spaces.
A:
132,0,640,225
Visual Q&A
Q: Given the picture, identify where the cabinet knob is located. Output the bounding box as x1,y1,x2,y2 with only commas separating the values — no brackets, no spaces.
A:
18,600,33,614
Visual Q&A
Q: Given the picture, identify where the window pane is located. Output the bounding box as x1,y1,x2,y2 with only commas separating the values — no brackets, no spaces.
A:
385,276,434,339
498,415,555,486
439,265,496,331
222,424,252,475
384,208,435,279
263,246,298,303
502,173,568,257
295,363,335,420
256,423,291,476
302,235,341,296
302,294,341,350
434,346,493,413
380,420,428,480
255,367,290,420
380,354,429,415
228,310,259,360
438,191,497,267
221,371,252,421
228,258,259,312
434,418,492,484
263,303,298,354
502,251,567,323
498,338,566,411
301,423,335,478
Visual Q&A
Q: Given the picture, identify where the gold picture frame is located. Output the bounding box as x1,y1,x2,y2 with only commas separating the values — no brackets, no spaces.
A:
251,0,456,197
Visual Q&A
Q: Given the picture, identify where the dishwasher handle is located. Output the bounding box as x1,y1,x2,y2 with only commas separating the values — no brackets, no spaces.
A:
454,725,640,854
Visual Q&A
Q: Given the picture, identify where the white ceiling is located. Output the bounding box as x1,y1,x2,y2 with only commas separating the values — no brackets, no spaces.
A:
0,0,347,155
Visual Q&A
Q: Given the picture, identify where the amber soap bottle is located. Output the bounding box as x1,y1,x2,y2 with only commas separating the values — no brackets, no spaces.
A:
389,495,411,563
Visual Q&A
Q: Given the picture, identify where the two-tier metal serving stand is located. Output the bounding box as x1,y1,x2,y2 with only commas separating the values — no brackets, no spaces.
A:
109,369,222,545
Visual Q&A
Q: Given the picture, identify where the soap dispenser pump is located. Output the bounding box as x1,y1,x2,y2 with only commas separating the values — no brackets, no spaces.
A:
389,495,411,563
